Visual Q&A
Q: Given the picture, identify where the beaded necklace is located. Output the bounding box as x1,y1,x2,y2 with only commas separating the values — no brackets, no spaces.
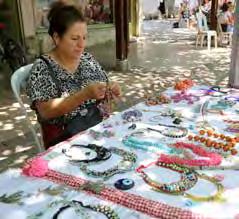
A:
144,94,171,106
122,135,176,154
171,91,200,104
121,109,143,122
78,147,137,179
187,129,238,156
148,123,188,138
62,144,112,163
159,142,222,167
136,161,225,202
52,200,119,219
185,173,225,202
136,161,198,195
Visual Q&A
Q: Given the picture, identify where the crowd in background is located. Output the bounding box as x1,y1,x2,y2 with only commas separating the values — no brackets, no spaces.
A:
174,0,235,32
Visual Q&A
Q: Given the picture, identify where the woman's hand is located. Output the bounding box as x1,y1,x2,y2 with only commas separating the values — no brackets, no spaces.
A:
84,82,107,100
109,82,121,98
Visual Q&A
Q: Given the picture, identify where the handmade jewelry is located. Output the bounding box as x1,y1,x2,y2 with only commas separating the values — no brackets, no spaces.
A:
149,110,183,123
148,123,188,138
159,142,222,167
128,123,137,130
225,124,239,133
144,94,171,106
89,129,115,140
62,144,112,163
210,99,236,110
0,191,24,204
187,130,239,156
136,161,198,194
136,161,224,202
224,119,239,124
122,134,176,154
185,173,225,202
78,147,137,179
174,79,194,91
52,200,119,219
171,91,200,104
225,96,239,102
121,109,142,122
97,75,113,119
173,118,182,124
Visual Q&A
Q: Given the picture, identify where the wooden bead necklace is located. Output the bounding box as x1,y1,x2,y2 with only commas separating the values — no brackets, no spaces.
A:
187,129,239,156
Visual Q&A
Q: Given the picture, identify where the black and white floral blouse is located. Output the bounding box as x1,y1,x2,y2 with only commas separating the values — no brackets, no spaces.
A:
26,52,107,124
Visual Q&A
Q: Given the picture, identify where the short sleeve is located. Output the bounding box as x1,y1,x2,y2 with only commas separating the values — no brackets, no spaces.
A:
26,59,59,108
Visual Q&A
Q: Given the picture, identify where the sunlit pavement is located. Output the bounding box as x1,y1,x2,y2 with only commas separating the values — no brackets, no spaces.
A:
0,19,232,172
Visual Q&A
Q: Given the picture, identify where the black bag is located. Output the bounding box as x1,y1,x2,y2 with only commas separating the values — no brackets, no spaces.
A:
39,56,103,145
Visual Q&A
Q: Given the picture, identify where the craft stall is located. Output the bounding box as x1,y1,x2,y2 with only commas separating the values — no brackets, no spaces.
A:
1,81,239,219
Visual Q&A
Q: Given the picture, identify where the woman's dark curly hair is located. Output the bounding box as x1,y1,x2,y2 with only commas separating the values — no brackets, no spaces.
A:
47,2,86,38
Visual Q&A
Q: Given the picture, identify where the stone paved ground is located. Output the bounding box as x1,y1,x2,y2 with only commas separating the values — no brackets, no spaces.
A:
0,19,232,172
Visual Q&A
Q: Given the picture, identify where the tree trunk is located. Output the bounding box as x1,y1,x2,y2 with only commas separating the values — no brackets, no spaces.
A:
229,0,239,88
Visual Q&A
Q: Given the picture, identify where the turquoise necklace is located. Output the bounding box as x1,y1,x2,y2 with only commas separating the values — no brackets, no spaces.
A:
122,136,176,154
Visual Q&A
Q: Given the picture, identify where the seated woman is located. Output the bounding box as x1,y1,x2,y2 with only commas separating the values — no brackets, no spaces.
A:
26,2,121,149
218,3,234,32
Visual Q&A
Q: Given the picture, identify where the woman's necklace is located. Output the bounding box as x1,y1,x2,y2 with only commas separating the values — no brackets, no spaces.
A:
136,161,198,194
78,147,137,179
187,129,238,156
159,142,222,167
147,123,188,138
52,200,119,219
62,144,112,163
122,134,177,155
136,161,225,202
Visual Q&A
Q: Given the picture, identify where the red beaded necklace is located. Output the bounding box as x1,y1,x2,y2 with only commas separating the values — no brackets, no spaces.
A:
159,142,222,167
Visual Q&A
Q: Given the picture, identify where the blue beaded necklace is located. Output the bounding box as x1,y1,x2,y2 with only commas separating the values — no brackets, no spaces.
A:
122,136,180,155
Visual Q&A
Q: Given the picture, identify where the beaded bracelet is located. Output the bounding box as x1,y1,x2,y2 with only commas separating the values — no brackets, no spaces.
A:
136,161,198,195
62,144,112,163
187,129,239,156
52,200,119,219
78,147,137,179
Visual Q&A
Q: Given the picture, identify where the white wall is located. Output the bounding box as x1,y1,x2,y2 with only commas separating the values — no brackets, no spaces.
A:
142,0,159,16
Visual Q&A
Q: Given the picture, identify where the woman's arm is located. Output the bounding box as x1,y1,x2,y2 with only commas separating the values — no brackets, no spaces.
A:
36,82,106,120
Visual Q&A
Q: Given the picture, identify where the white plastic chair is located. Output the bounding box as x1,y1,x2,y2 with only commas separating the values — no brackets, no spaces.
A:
11,64,45,152
195,10,218,50
217,20,233,46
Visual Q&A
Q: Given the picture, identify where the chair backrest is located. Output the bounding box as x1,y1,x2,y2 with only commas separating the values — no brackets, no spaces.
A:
11,64,33,107
196,10,209,32
11,64,44,152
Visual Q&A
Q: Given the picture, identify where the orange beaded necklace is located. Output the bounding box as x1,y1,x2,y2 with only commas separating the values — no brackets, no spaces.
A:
187,129,239,156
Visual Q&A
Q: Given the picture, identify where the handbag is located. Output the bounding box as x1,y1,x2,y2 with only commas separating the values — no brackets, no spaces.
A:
39,56,103,148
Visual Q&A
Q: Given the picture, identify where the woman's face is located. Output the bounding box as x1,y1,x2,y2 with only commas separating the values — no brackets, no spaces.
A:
54,21,87,60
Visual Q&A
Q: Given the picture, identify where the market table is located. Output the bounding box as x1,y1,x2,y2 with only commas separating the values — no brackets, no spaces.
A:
1,84,239,219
